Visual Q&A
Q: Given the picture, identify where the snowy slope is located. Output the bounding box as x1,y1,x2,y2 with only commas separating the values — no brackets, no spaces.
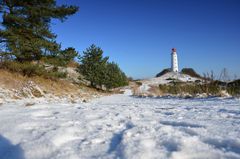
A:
145,72,201,85
137,72,202,94
0,94,240,159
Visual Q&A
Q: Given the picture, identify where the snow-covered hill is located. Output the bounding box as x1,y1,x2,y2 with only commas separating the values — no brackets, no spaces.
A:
135,72,203,96
144,72,202,85
0,94,240,159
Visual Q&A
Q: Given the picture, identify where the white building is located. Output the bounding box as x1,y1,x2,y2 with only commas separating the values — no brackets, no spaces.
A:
171,48,179,72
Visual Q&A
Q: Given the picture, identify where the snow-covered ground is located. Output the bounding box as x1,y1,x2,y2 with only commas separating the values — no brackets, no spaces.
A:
0,94,240,159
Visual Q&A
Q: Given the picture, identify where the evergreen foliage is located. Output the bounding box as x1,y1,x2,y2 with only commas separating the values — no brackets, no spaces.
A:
77,44,128,89
227,79,240,96
77,44,109,88
156,68,171,77
59,47,78,64
41,47,78,66
0,0,78,62
105,62,128,89
181,68,202,78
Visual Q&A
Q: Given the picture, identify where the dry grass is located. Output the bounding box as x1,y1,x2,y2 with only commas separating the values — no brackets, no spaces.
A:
0,69,105,100
0,69,27,89
67,61,79,68
148,85,164,96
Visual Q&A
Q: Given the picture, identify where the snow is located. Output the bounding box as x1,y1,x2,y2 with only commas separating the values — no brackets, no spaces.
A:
0,94,240,159
139,84,151,93
137,72,202,94
123,89,133,96
146,72,201,85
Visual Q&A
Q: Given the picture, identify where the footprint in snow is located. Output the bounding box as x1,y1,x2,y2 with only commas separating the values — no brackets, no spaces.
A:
164,112,174,115
52,111,59,115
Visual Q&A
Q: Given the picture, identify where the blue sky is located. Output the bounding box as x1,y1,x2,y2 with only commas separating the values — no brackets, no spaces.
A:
53,0,240,79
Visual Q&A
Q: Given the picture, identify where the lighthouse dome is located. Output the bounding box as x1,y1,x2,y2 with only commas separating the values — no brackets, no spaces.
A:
172,48,177,52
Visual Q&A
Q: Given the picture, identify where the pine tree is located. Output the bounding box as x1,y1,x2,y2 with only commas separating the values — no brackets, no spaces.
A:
78,44,108,88
0,0,78,62
59,47,78,63
78,44,128,89
105,62,128,89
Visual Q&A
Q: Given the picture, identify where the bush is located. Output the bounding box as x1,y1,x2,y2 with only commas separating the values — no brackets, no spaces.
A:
136,81,142,86
181,68,202,78
195,80,201,83
159,82,221,96
0,61,45,77
166,77,176,81
0,61,67,79
45,71,67,79
227,79,240,96
156,68,171,77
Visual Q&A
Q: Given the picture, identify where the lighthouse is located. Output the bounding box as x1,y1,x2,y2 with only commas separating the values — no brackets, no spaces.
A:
171,48,179,72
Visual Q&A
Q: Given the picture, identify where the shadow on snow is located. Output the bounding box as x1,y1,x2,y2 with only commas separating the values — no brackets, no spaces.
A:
0,135,25,159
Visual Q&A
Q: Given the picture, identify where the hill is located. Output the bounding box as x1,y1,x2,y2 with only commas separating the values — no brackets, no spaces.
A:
0,69,106,105
156,68,202,79
132,72,203,97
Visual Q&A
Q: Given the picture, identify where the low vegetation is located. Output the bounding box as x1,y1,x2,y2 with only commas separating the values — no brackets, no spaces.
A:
181,68,202,78
227,79,240,96
156,68,171,77
154,68,239,97
156,68,202,79
0,69,104,101
0,61,67,79
158,79,239,97
159,82,220,96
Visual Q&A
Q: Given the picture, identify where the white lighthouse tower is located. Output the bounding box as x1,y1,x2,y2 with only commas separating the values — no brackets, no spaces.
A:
171,48,179,72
